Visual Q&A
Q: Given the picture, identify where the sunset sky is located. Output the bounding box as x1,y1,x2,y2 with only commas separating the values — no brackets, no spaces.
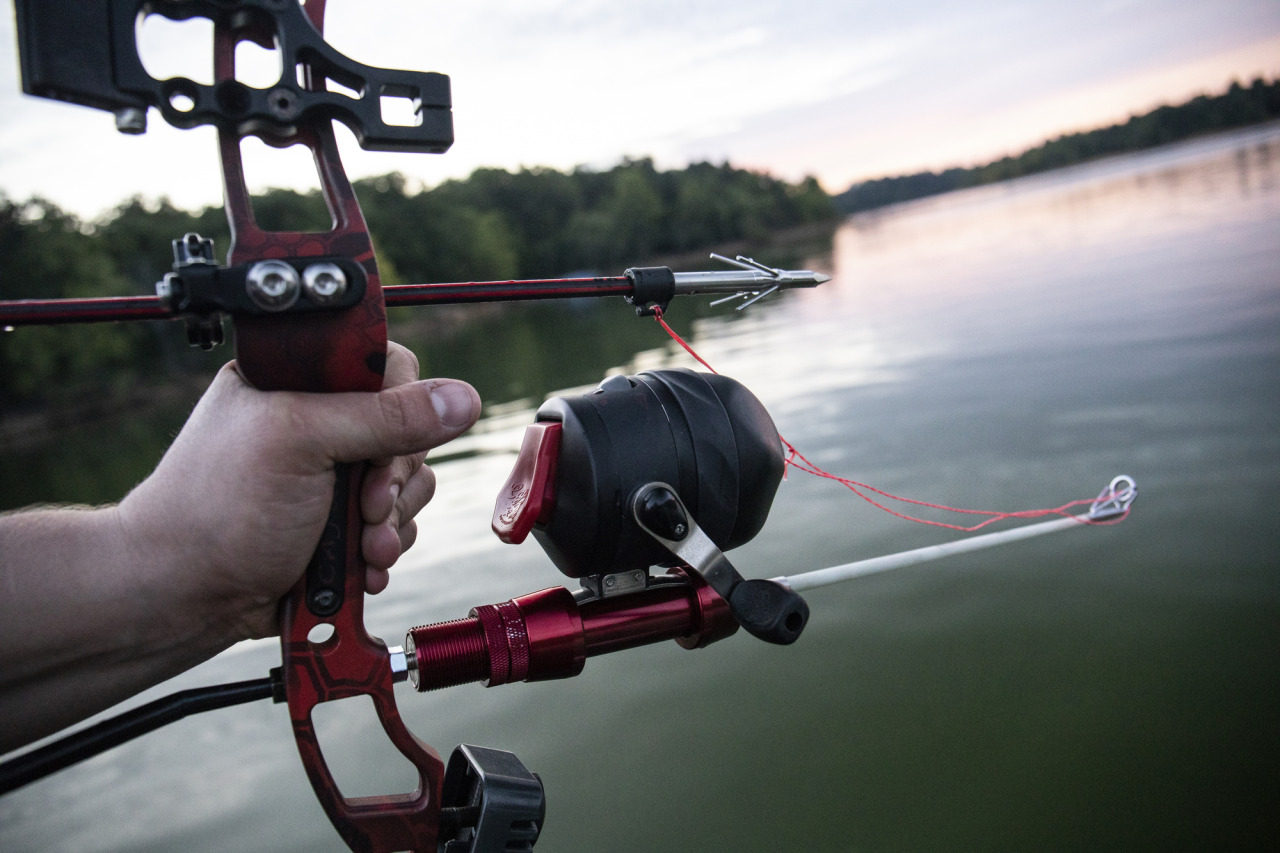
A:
1,0,1277,219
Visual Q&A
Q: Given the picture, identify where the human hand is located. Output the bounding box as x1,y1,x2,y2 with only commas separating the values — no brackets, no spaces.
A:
117,342,480,643
358,343,460,594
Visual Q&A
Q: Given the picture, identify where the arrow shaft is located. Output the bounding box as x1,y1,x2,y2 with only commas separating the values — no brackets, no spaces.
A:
773,514,1087,593
0,267,827,327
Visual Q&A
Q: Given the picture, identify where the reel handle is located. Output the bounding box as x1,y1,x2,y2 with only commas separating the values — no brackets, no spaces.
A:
632,483,809,645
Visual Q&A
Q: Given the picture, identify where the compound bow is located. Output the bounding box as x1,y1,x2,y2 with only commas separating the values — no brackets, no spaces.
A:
2,3,827,850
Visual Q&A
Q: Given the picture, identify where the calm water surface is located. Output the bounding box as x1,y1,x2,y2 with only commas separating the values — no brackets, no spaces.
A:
2,125,1278,851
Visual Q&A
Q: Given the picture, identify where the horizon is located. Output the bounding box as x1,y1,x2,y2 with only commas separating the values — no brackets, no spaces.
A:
4,74,1276,223
1,1,1278,219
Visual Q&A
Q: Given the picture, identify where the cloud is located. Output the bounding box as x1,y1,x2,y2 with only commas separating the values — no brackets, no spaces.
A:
1,0,1278,217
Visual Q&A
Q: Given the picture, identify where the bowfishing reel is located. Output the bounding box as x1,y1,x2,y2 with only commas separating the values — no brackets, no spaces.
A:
491,368,809,645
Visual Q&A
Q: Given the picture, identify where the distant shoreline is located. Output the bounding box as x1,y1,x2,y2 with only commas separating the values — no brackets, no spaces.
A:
835,77,1280,215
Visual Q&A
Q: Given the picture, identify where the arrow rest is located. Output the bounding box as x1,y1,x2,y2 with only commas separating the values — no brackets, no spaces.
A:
154,232,370,350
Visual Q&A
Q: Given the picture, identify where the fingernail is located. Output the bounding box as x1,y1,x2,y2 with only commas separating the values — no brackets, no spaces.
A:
431,381,477,429
389,484,400,510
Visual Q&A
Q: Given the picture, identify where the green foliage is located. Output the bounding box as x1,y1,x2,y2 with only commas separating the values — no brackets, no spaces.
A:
363,158,837,280
96,197,227,286
836,76,1280,214
354,173,521,283
0,198,143,405
1,162,835,410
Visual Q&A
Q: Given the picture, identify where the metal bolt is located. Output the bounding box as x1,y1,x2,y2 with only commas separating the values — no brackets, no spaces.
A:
302,262,349,305
114,106,147,134
246,260,301,311
604,576,616,588
387,645,410,683
674,523,687,537
310,589,338,612
267,87,300,120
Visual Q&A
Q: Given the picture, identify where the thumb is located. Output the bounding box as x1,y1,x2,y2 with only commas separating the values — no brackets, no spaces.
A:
307,378,481,464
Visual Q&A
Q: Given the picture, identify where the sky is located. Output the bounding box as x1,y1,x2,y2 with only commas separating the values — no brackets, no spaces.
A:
1,0,1278,220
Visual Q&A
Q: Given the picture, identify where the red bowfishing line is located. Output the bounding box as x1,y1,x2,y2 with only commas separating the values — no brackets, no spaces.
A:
649,308,1129,531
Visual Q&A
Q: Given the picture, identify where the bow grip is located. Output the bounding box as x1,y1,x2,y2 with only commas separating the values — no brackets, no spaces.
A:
238,285,447,852
277,461,446,853
210,3,446,847
224,85,445,853
233,249,446,851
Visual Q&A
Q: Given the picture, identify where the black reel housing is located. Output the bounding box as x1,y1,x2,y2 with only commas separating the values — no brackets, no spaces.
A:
534,368,784,579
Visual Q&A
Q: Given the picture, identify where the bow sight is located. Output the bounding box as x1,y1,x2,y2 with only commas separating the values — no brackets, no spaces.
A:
2,3,824,852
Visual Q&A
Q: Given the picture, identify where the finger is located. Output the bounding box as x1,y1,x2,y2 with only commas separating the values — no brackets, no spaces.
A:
360,462,435,569
395,464,437,525
397,518,418,554
304,378,481,465
360,454,430,525
369,344,421,466
359,515,417,580
365,565,391,596
360,461,435,556
362,516,403,572
383,342,421,391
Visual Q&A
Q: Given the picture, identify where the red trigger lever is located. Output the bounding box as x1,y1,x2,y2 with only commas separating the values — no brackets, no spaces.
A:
492,422,562,544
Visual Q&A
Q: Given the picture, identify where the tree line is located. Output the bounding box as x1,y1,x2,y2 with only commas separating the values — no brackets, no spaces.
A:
835,76,1280,214
0,159,836,410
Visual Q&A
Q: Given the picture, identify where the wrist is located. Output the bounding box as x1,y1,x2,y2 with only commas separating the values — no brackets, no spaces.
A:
0,503,239,749
111,494,248,658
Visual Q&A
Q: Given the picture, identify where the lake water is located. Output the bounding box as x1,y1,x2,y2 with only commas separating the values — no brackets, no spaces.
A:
2,124,1278,851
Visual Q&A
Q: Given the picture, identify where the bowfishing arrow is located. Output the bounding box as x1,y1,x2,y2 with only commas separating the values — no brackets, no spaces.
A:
0,256,829,330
